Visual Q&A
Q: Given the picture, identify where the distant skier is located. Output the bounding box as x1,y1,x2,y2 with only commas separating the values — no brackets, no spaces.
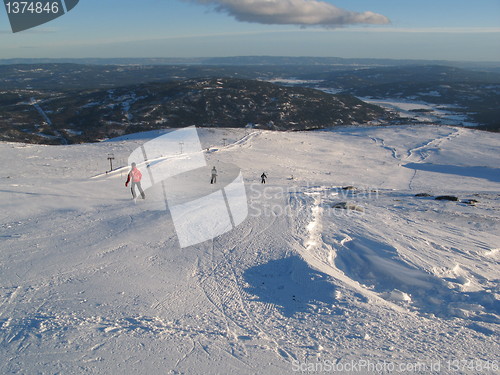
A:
211,166,217,184
261,172,267,184
125,162,145,200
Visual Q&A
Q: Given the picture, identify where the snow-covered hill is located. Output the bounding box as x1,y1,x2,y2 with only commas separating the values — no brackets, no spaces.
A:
0,125,499,374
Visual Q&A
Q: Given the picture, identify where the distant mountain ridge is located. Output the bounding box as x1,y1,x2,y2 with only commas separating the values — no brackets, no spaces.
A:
0,78,394,144
1,56,500,70
2,62,499,143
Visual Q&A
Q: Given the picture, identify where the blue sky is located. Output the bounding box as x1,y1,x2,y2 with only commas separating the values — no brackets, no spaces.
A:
1,0,499,61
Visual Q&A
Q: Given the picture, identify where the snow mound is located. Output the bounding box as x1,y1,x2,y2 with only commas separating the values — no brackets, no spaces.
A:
383,290,412,303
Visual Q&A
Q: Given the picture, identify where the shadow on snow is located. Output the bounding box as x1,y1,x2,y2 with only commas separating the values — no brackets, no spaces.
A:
243,256,337,317
403,163,500,183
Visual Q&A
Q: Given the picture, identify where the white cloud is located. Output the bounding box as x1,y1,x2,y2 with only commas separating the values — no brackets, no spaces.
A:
188,0,390,27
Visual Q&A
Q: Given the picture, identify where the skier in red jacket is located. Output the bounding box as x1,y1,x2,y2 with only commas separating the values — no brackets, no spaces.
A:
125,162,145,199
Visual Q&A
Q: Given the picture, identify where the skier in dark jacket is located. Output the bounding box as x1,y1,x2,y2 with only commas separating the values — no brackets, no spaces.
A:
261,172,267,184
125,162,145,199
211,166,217,184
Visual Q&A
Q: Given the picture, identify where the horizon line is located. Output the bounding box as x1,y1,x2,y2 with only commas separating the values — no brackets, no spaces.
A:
1,55,500,64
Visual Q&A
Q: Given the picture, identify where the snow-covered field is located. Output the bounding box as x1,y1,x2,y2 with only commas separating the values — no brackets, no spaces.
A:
360,99,478,127
1,125,499,374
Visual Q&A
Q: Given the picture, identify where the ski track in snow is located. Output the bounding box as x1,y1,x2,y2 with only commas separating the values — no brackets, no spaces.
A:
366,127,464,190
29,97,69,145
0,125,499,374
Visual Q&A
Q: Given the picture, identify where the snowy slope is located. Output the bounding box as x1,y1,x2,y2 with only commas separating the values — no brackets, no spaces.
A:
0,125,499,374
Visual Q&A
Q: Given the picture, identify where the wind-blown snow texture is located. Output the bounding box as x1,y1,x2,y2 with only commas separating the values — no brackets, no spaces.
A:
0,125,499,374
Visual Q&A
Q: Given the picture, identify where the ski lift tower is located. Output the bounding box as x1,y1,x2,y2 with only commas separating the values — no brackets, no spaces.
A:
107,153,115,172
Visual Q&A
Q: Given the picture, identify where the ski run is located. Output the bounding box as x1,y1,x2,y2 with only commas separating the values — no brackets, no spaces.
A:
0,125,499,374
